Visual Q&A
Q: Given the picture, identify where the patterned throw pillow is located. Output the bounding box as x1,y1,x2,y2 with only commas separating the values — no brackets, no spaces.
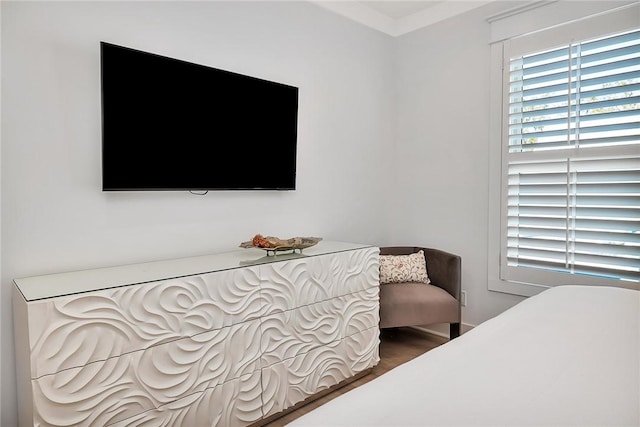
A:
379,250,430,284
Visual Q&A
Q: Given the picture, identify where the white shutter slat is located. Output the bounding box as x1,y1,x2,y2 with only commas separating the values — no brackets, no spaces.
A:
573,241,640,260
571,265,639,282
578,70,639,90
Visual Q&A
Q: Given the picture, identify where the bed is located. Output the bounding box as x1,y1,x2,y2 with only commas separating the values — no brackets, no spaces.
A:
289,285,639,426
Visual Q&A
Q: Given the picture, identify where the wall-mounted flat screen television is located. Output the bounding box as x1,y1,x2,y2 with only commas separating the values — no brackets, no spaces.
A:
100,42,298,191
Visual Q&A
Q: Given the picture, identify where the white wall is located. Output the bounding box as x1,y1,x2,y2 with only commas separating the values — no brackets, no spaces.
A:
392,2,527,327
1,2,394,424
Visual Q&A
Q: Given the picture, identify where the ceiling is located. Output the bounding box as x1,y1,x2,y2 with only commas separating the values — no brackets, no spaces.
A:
360,1,443,19
313,1,495,36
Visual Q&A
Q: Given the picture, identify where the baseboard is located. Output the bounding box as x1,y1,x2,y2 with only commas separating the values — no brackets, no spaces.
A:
410,322,475,339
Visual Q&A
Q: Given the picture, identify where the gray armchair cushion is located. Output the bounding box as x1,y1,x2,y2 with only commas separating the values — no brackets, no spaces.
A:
379,283,459,328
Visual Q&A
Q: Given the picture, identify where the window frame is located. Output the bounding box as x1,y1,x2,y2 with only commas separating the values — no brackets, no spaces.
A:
487,1,640,297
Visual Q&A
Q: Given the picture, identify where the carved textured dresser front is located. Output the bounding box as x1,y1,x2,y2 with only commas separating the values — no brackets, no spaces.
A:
13,242,380,426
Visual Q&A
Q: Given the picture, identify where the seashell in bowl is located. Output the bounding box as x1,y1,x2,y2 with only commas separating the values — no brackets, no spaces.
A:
240,235,322,253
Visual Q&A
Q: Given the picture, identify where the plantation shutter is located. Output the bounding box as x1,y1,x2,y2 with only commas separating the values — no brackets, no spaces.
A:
502,28,640,284
507,157,639,282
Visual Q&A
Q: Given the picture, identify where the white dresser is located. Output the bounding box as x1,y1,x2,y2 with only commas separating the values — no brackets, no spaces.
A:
13,241,380,426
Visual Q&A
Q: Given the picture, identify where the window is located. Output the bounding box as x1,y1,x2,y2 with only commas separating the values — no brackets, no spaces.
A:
488,2,640,295
505,29,640,284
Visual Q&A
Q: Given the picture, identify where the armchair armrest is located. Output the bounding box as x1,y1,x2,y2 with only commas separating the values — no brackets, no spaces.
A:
419,247,461,301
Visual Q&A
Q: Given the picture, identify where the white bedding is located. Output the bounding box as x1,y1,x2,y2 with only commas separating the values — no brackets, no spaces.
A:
289,285,639,426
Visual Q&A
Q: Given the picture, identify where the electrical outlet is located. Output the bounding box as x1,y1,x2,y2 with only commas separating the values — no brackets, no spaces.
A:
461,290,467,307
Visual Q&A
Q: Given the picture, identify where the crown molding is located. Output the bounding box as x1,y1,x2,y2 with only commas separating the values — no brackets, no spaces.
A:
485,0,555,22
396,1,494,35
311,1,396,35
312,1,497,37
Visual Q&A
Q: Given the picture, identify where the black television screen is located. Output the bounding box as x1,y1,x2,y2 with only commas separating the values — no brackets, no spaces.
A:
100,42,298,191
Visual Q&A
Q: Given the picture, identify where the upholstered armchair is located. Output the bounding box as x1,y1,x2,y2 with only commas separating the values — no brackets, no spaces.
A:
378,247,462,339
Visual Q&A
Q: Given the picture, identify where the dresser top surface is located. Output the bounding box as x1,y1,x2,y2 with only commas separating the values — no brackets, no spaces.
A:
14,241,377,301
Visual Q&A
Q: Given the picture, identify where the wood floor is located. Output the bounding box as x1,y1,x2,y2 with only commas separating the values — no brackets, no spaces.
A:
263,327,449,426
